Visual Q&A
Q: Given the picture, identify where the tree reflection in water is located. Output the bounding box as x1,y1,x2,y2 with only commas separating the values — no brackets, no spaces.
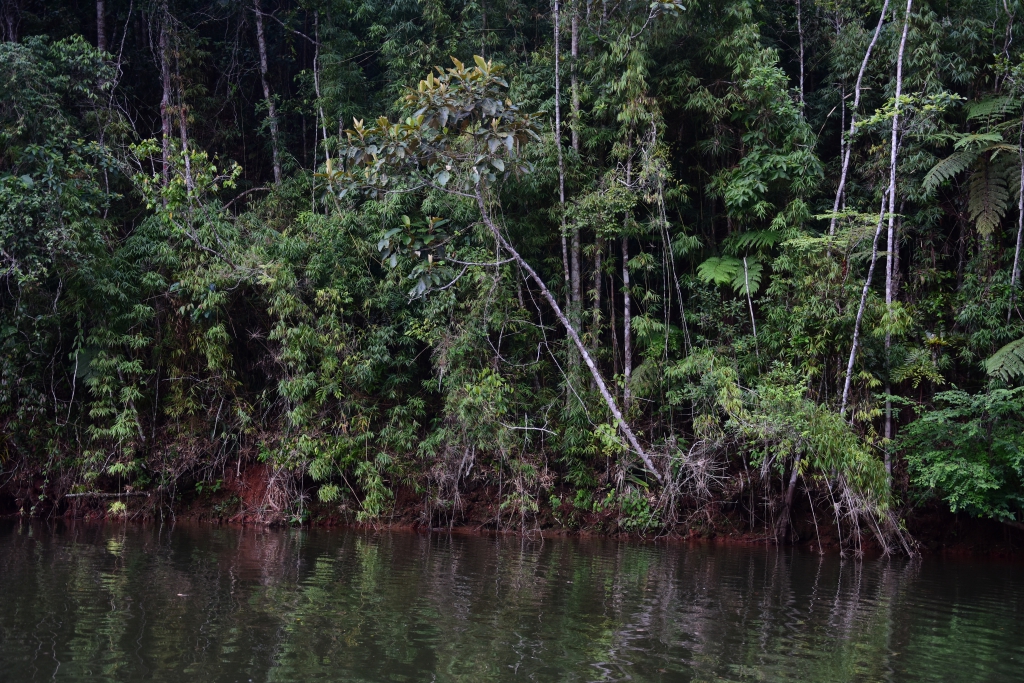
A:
0,522,1020,682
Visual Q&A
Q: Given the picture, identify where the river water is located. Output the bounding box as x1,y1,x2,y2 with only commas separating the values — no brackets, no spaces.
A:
0,522,1021,682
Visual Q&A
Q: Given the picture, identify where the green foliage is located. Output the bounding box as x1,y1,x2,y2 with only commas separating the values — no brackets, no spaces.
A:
922,96,1020,237
902,389,1024,522
985,337,1024,382
3,0,1024,540
697,255,763,295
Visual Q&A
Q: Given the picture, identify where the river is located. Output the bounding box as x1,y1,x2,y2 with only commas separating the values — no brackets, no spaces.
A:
0,522,1021,681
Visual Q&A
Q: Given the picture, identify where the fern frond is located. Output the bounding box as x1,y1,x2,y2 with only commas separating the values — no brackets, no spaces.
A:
697,256,741,287
730,257,762,296
952,132,1005,150
723,230,785,251
966,96,1017,122
985,337,1024,381
923,150,978,192
968,160,1010,237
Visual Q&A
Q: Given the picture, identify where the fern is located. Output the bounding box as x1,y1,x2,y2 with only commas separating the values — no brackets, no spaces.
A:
697,255,763,295
953,132,1005,150
892,348,946,388
697,256,741,286
732,257,762,296
968,156,1011,237
985,337,1024,381
922,149,977,193
966,96,1018,122
723,230,784,251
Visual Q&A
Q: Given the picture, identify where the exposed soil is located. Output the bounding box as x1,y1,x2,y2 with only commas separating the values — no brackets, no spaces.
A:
3,464,1023,558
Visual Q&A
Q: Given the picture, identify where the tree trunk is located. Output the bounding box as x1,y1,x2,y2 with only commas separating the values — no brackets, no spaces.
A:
1,0,20,43
570,7,580,153
475,189,663,484
840,193,889,418
622,154,633,408
885,0,912,320
622,232,631,408
777,452,802,539
796,0,804,111
883,0,912,476
553,0,570,311
609,268,619,377
313,12,330,168
159,9,172,189
254,0,283,185
829,0,891,235
177,72,193,190
1011,117,1024,318
96,0,106,52
885,377,892,475
570,6,581,310
744,256,759,360
592,235,603,351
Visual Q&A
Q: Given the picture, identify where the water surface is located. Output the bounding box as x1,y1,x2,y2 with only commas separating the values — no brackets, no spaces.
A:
0,522,1021,682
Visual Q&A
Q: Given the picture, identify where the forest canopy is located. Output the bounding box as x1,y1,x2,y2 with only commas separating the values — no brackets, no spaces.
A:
2,0,1023,550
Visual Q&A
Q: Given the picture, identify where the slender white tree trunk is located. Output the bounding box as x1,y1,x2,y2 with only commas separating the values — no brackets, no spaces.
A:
553,0,570,310
622,155,633,409
475,189,663,484
796,0,805,111
570,6,581,310
840,195,889,419
830,0,891,235
883,0,912,478
313,12,329,168
622,232,631,407
592,236,603,351
1011,116,1024,318
254,0,282,185
744,257,759,361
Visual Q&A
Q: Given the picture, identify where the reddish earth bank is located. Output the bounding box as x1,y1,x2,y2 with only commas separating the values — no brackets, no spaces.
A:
3,464,1023,557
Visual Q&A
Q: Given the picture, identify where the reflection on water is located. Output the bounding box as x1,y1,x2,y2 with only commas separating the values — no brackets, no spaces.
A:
0,523,1021,682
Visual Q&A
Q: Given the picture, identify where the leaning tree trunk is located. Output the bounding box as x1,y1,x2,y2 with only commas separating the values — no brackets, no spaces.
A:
253,0,282,185
841,0,910,422
475,188,663,484
829,0,891,236
840,194,889,419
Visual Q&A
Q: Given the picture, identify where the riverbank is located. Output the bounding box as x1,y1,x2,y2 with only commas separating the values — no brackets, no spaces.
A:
3,463,1022,558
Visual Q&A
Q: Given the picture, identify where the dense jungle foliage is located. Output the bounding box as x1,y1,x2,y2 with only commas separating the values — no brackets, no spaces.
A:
2,0,1024,550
